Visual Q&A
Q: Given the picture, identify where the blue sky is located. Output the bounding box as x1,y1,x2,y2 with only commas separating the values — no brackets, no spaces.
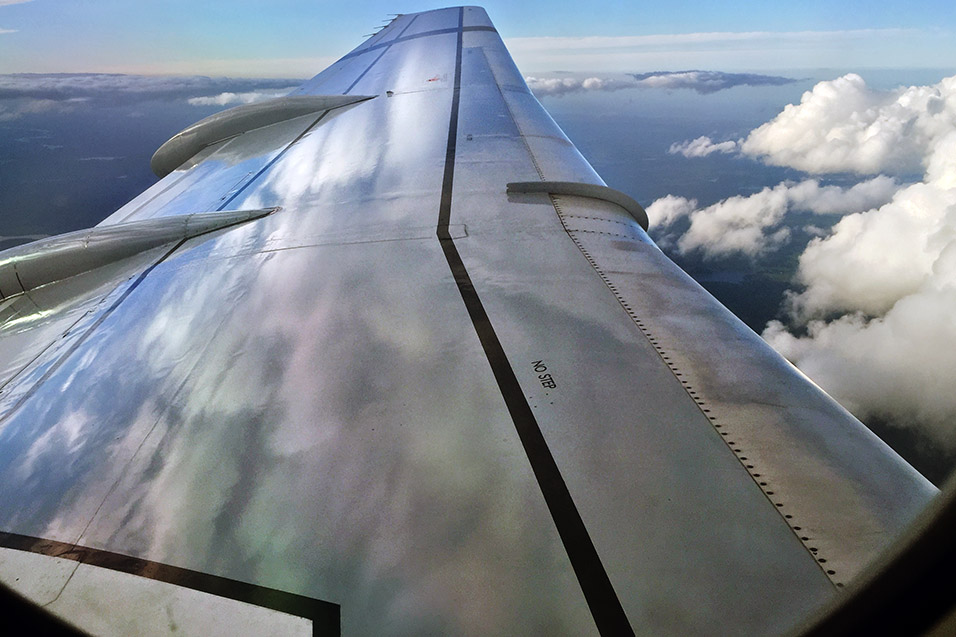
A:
1,0,955,76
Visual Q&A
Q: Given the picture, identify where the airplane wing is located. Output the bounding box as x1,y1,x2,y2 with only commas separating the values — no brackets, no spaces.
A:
0,6,936,635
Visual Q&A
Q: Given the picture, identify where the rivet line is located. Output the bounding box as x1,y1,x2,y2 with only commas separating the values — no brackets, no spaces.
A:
548,197,842,588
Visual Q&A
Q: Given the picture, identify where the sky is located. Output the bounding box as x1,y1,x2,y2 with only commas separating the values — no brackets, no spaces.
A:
2,2,956,481
1,0,956,75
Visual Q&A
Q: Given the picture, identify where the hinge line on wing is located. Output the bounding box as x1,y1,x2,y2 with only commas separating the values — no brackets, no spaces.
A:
549,194,843,588
435,9,634,635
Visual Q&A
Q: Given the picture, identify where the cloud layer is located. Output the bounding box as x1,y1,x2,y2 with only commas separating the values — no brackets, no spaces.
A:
630,70,796,93
656,72,956,447
0,73,303,119
526,70,796,98
187,89,300,106
0,73,301,102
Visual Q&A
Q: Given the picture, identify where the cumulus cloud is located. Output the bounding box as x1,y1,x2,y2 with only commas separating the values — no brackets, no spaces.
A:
526,70,796,98
740,73,956,175
647,176,898,258
729,73,956,448
668,135,738,158
187,89,301,106
763,274,956,447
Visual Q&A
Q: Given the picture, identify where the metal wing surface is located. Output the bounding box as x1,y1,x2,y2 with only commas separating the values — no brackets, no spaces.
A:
0,6,937,635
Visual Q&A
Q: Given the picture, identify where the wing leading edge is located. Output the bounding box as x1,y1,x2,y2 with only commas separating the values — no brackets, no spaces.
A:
0,6,936,635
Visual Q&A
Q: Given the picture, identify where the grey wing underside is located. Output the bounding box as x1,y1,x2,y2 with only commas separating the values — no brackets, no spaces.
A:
0,6,936,635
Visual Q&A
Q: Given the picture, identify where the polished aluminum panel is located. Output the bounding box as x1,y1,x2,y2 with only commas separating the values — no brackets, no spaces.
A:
0,6,937,635
100,112,350,224
0,208,274,297
151,95,374,177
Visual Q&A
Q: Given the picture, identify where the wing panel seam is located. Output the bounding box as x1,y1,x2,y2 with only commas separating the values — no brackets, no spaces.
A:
549,194,843,588
435,9,634,635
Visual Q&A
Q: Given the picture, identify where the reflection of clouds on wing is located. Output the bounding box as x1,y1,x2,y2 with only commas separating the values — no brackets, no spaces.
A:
655,71,956,448
57,226,588,632
526,70,796,98
14,91,590,627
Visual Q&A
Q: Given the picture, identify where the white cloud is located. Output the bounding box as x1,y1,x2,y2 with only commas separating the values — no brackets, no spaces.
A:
632,70,795,93
0,0,34,5
524,75,637,97
645,194,698,228
785,175,900,214
668,136,738,158
0,27,16,34
657,72,956,447
670,185,791,258
786,179,956,319
740,73,956,175
0,98,61,121
647,176,898,259
526,71,797,98
732,73,956,448
187,88,298,106
764,277,956,447
0,73,302,103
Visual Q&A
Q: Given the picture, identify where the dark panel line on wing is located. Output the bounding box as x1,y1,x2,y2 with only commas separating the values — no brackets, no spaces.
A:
0,531,339,634
358,13,401,49
344,13,419,95
0,241,186,431
435,9,633,636
341,25,497,61
344,46,390,95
